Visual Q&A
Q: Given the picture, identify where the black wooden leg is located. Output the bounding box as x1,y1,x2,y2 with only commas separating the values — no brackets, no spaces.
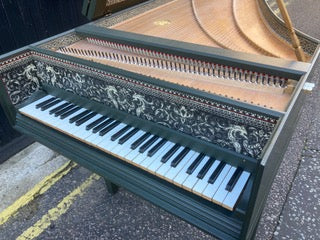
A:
104,178,119,195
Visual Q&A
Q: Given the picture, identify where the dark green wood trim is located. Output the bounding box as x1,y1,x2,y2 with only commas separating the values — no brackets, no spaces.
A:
240,165,265,240
104,0,149,15
82,0,91,17
75,24,309,80
0,48,31,125
0,47,29,62
104,178,119,195
15,114,247,240
243,98,304,239
29,29,76,49
0,135,34,164
0,81,16,126
83,0,107,20
82,0,149,20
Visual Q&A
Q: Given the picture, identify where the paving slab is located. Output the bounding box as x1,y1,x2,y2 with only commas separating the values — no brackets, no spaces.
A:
0,143,67,212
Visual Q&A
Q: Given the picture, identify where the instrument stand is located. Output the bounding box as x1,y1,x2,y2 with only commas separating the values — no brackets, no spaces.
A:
104,178,119,195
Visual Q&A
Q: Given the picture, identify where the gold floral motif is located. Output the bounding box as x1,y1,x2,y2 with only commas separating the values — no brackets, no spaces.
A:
153,20,171,26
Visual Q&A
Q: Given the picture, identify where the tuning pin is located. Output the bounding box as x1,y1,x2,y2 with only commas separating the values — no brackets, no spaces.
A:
248,71,253,82
109,52,113,60
212,64,217,77
257,73,264,85
222,65,226,78
189,61,193,73
217,65,222,78
251,72,257,83
223,65,228,78
135,56,140,65
206,63,212,76
280,78,287,87
243,70,248,82
229,67,234,79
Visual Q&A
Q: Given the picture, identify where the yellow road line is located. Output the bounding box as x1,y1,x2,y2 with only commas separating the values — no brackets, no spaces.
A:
0,160,77,226
17,173,100,240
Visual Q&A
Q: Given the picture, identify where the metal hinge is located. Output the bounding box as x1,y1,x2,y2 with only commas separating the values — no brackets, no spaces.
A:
303,82,315,93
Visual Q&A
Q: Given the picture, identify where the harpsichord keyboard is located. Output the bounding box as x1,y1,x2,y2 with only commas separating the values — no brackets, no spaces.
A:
20,94,250,211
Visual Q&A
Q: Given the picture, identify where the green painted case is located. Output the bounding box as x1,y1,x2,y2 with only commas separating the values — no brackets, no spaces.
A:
0,7,318,239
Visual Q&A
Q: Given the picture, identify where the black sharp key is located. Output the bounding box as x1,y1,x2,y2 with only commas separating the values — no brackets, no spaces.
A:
60,106,81,119
131,132,151,150
35,97,56,109
86,116,108,130
118,128,139,145
147,139,167,157
139,136,159,153
161,144,180,163
75,112,97,126
225,167,243,192
49,102,70,115
99,121,120,136
186,153,205,174
111,125,131,141
208,161,226,184
92,118,114,133
40,99,61,111
69,109,91,123
171,147,190,167
54,104,75,117
197,157,215,179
